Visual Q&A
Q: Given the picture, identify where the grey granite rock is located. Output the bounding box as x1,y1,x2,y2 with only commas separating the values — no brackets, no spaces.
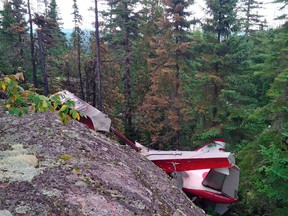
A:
0,111,205,216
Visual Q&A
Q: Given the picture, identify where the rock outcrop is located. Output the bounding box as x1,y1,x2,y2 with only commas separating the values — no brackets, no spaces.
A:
0,111,205,216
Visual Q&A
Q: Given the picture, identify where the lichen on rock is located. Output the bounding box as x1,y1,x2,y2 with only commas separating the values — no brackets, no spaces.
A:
0,210,13,216
0,144,40,182
0,111,205,216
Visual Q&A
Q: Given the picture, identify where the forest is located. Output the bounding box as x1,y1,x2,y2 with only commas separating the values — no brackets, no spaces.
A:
0,0,288,215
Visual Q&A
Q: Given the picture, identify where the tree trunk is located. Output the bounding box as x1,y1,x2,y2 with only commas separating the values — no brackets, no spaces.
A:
123,2,133,140
94,0,102,111
92,78,97,107
174,26,181,149
18,33,24,69
65,61,72,91
214,20,222,125
27,0,38,88
245,2,251,35
76,27,85,100
175,61,180,149
212,60,219,126
36,28,49,95
85,61,91,103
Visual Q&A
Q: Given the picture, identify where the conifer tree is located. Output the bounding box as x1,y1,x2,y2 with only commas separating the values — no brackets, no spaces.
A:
133,0,163,145
237,26,288,215
71,0,85,100
44,0,67,92
196,0,239,132
139,0,194,149
272,0,288,19
39,0,49,16
32,0,66,94
103,0,139,141
27,0,37,88
240,0,264,34
33,14,49,95
46,0,67,54
204,0,239,42
166,0,194,148
0,0,27,73
180,0,261,147
94,0,102,110
10,0,27,67
47,0,58,21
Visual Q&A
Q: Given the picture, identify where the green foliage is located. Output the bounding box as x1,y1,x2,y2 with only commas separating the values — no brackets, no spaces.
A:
259,145,288,200
1,0,288,214
101,0,142,142
0,74,79,124
240,0,265,34
135,0,195,149
203,0,239,39
0,0,27,73
233,25,288,215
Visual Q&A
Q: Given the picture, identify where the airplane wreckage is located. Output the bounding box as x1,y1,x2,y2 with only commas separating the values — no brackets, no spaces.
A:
57,90,240,215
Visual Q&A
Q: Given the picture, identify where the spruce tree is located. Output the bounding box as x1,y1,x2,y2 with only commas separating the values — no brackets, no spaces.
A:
240,0,264,34
236,26,288,215
103,0,139,142
138,0,194,149
0,0,27,74
204,0,239,117
71,0,85,100
32,0,67,94
165,0,194,148
27,0,38,88
272,0,288,19
33,14,49,95
203,0,239,42
94,0,102,110
45,0,67,92
179,0,263,149
46,0,67,55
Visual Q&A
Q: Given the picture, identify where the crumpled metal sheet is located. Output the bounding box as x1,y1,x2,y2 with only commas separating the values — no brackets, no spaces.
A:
57,90,112,132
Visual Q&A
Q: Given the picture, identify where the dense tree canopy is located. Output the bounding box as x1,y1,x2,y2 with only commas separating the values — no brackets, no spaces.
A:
0,0,288,215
